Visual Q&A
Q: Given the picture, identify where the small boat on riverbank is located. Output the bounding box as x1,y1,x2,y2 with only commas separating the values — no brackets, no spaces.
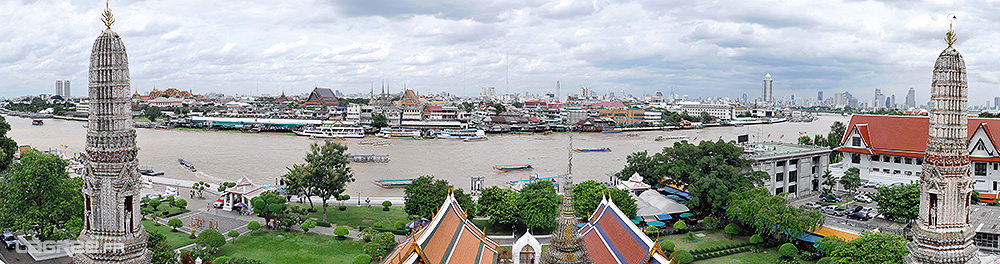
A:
374,178,416,189
494,164,533,172
601,129,622,134
573,148,611,152
464,136,488,142
139,168,165,176
178,158,197,172
349,154,390,163
358,139,391,145
436,129,485,139
31,119,43,126
510,132,533,136
508,175,558,190
655,135,688,141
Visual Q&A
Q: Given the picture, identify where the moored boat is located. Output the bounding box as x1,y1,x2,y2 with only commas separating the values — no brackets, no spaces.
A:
436,129,485,139
376,128,421,138
494,163,533,172
348,154,390,163
625,133,639,137
31,119,43,126
358,139,391,145
464,136,488,142
655,135,688,141
295,125,365,139
310,135,345,141
601,129,622,134
573,147,611,152
374,178,416,189
178,158,197,172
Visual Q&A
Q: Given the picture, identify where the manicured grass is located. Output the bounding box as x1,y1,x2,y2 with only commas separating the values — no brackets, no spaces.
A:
145,202,190,218
289,204,409,229
693,246,818,264
142,219,194,249
661,229,750,252
217,229,365,264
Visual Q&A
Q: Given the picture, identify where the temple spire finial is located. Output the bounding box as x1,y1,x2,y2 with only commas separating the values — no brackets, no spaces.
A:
946,13,957,47
101,1,115,29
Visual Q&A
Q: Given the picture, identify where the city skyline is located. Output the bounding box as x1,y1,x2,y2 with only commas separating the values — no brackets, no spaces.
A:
1,1,999,101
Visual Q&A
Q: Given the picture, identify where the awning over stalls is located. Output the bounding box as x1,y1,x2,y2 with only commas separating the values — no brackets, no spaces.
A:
659,185,692,200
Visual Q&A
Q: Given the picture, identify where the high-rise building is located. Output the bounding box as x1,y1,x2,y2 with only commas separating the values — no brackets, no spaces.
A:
64,80,71,98
73,4,151,264
818,91,823,102
994,97,999,110
890,94,896,109
55,80,63,96
904,23,979,264
906,87,916,108
762,73,773,104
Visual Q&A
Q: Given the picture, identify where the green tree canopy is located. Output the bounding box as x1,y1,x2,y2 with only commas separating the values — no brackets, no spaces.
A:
0,116,10,137
829,232,908,264
147,231,176,264
281,164,314,210
518,181,559,231
778,243,798,259
353,254,373,264
372,115,388,129
298,142,355,222
247,221,261,234
168,218,183,231
873,182,920,222
362,232,397,258
403,176,475,219
0,137,17,172
617,140,767,214
0,150,83,240
250,192,287,225
726,188,824,239
197,229,226,249
477,186,519,226
821,170,838,194
840,167,861,193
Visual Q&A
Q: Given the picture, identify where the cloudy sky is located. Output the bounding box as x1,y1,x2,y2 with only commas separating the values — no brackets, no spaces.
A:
1,0,998,104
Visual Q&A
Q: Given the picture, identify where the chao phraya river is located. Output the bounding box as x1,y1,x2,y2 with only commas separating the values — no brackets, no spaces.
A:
7,114,848,196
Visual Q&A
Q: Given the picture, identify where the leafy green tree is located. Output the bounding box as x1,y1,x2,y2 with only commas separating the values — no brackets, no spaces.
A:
0,137,16,172
192,181,209,198
973,190,981,204
301,219,317,233
149,199,162,210
297,142,355,222
798,135,812,145
173,199,187,208
724,223,741,238
726,188,824,239
873,182,920,222
168,218,183,231
673,250,693,264
334,226,349,239
659,240,675,252
829,232,908,264
606,188,637,218
840,167,861,193
217,181,237,193
404,176,475,219
360,227,378,242
227,230,240,242
281,164,314,210
353,254,373,264
382,200,392,211
673,221,687,230
338,194,351,207
372,115,388,129
778,243,798,259
518,181,559,231
362,232,398,258
831,121,846,144
749,234,764,244
821,170,838,194
478,186,519,227
0,116,10,137
572,180,605,218
247,221,261,234
815,235,843,257
0,150,83,240
197,229,226,249
617,140,768,214
148,231,177,264
250,192,287,225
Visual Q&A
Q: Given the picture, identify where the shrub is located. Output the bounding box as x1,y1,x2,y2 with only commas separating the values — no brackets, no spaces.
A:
393,220,407,230
702,216,719,229
353,254,373,264
750,234,764,244
227,230,240,240
724,223,741,237
247,221,261,234
315,221,331,227
778,243,798,259
301,219,317,233
382,201,392,211
372,222,384,228
214,256,231,264
659,240,675,252
334,226,350,239
173,199,188,208
197,229,226,248
817,257,835,264
164,195,175,203
360,227,379,242
162,211,170,216
674,250,693,264
168,218,183,231
645,226,658,235
673,221,687,230
189,230,197,239
799,251,820,261
339,205,348,211
149,199,162,209
307,207,318,212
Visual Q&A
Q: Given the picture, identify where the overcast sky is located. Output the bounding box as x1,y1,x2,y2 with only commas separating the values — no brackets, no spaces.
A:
2,0,998,104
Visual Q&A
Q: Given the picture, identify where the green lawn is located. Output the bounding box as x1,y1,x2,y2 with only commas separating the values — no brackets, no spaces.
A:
217,229,365,264
662,229,750,252
694,246,818,264
289,204,409,229
142,219,194,249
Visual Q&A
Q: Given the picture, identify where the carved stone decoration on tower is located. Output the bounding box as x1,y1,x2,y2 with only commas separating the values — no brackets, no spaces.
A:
904,15,980,264
540,175,593,264
73,3,152,264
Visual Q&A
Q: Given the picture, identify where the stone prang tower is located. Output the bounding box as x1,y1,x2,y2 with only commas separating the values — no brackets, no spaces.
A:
904,16,980,264
73,3,152,264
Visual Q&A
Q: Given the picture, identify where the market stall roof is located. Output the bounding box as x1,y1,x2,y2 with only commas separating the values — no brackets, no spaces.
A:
636,189,690,216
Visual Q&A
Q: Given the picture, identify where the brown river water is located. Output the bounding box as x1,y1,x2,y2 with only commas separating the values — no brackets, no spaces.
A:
6,114,848,197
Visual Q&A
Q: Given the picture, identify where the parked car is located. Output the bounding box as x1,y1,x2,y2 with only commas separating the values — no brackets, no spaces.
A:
212,198,224,208
803,202,823,210
847,205,864,213
863,181,878,188
2,233,16,250
822,195,842,203
855,194,874,203
822,205,846,216
847,212,871,221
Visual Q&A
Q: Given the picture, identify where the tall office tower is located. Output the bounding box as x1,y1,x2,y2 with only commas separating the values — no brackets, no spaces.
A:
56,80,64,96
818,91,823,102
994,97,999,110
891,94,896,109
64,80,71,98
904,20,980,264
72,3,152,264
906,87,916,108
762,73,773,104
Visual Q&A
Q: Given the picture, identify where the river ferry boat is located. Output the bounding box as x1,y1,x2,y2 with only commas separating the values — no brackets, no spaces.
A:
508,175,558,191
510,132,533,136
625,133,639,137
376,128,421,138
295,126,365,139
436,129,485,139
358,139,391,146
178,158,197,172
601,129,622,134
348,154,390,163
494,164,533,172
31,119,43,126
573,147,611,152
655,135,688,141
374,178,416,189
464,136,488,142
139,168,165,176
